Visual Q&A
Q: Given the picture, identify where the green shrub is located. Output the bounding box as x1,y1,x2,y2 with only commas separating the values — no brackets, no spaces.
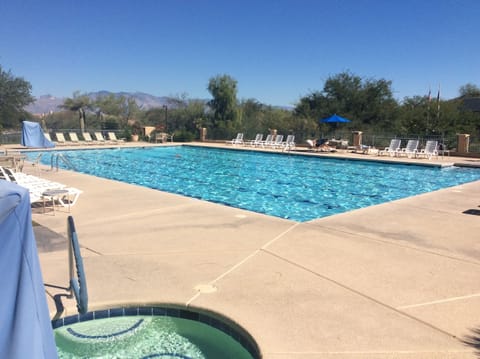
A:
173,130,195,142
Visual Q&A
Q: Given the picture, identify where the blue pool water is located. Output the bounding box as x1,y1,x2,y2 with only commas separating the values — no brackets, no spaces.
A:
27,146,480,222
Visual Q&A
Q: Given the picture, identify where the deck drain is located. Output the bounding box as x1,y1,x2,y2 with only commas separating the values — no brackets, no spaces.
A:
463,209,480,216
195,284,218,293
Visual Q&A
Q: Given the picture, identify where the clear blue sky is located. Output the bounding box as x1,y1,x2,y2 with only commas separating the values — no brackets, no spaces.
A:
1,0,478,106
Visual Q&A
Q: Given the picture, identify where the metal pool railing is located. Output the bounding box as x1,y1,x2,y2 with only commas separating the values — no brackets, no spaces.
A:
50,153,76,171
67,216,88,315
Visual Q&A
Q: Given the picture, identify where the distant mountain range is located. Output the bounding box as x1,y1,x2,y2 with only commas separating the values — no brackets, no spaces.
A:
26,91,293,114
25,91,188,114
26,95,65,114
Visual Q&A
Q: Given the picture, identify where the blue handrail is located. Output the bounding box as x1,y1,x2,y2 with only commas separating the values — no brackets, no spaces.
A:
67,216,88,314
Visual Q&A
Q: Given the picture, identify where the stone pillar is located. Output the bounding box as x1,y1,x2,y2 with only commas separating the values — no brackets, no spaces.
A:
352,131,363,147
457,134,470,154
200,127,207,141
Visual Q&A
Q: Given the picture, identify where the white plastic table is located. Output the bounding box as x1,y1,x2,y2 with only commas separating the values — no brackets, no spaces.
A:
42,189,70,214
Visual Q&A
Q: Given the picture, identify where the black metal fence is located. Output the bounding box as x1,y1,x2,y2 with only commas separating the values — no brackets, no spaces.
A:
2,129,479,155
0,131,21,145
0,129,127,145
220,129,475,154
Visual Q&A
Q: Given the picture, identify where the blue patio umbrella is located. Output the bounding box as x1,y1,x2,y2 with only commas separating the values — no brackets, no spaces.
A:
320,114,351,123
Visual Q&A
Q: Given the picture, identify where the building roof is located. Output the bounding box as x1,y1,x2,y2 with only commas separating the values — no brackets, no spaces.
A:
463,97,480,112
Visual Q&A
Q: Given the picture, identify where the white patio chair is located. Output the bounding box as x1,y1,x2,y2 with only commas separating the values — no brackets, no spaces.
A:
107,132,126,144
418,140,438,159
228,133,244,145
282,135,296,151
260,134,274,147
68,132,83,145
378,139,401,156
270,135,284,149
397,139,419,158
247,134,263,147
1,167,82,207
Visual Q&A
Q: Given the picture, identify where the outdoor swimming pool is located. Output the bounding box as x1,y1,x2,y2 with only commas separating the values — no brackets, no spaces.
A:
27,146,480,222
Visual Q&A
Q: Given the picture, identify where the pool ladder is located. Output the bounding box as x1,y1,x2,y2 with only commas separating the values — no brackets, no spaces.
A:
51,153,76,171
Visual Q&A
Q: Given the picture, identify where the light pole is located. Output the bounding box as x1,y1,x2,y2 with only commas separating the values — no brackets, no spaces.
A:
163,105,168,132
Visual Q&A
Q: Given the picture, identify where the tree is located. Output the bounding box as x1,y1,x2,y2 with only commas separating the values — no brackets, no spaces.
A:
238,99,267,137
360,78,398,131
207,74,239,136
172,99,206,135
94,93,124,119
61,91,91,132
459,83,480,98
42,110,79,131
92,93,124,129
322,71,363,117
295,71,399,134
93,94,140,129
398,96,429,134
122,97,141,125
0,65,34,129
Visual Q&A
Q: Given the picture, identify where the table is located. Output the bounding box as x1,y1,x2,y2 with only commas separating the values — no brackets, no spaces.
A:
0,154,26,172
42,189,70,214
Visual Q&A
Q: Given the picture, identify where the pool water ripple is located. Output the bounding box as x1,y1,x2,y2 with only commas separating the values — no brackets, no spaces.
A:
29,146,480,222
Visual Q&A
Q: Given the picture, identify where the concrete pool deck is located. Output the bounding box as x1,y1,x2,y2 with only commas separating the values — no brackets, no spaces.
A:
16,142,480,358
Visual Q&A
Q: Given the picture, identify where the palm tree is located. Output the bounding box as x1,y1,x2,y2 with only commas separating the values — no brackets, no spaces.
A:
60,92,91,132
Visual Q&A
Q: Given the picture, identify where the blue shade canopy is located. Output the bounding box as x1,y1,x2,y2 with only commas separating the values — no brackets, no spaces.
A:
0,181,58,358
320,114,351,123
21,120,55,148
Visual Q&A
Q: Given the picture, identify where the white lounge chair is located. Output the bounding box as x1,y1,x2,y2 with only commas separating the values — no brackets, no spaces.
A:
247,134,263,147
93,132,109,144
269,135,284,149
49,132,63,146
0,165,16,182
43,132,61,147
44,133,52,142
228,133,244,145
107,132,126,144
397,139,419,158
378,139,401,156
68,132,83,145
56,132,78,146
260,134,274,147
1,166,82,207
418,140,438,159
55,132,67,145
82,132,100,145
282,135,296,151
